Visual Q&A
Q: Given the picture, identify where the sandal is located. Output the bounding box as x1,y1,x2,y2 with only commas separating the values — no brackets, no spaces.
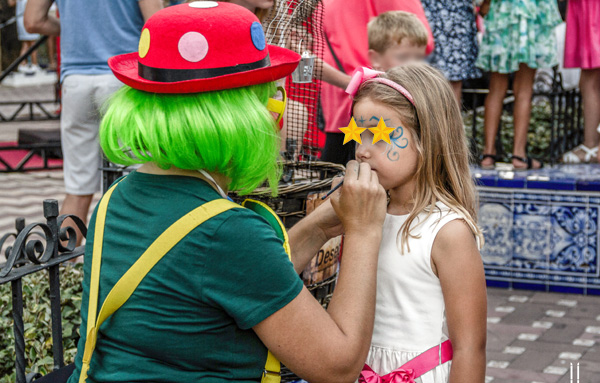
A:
561,144,598,164
479,154,498,170
511,155,543,170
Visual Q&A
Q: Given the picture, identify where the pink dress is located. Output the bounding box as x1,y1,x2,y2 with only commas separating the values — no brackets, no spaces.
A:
564,0,600,69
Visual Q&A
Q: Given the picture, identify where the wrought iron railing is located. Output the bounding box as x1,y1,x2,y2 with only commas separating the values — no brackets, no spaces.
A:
0,200,86,383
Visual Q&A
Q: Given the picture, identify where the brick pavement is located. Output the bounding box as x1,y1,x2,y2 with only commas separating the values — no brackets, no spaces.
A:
486,288,600,383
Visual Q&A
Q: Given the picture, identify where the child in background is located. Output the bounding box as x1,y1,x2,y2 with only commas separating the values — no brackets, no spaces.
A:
345,63,487,382
367,11,428,71
15,0,40,73
477,0,562,170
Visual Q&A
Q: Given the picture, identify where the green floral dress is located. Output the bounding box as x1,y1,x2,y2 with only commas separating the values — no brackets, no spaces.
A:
476,0,562,73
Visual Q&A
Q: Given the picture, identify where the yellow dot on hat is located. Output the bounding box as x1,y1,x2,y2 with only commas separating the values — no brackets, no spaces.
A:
188,1,218,8
178,32,209,63
139,28,150,58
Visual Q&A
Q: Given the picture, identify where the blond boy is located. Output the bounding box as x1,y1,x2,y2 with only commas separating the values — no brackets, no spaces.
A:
368,11,428,71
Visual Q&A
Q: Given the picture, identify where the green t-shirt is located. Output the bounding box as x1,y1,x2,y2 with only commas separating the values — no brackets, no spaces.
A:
67,171,303,383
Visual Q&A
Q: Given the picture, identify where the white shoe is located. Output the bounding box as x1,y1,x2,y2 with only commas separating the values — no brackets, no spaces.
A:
562,144,598,164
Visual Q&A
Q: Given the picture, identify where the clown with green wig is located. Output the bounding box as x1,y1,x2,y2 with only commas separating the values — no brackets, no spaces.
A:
63,3,387,383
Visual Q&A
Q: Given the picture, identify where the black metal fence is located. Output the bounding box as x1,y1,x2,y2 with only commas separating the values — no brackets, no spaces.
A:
0,200,85,383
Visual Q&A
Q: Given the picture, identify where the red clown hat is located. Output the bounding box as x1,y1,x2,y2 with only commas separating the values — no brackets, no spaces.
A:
108,1,301,93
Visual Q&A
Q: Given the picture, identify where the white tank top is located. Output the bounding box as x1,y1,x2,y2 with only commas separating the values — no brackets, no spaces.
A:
365,202,462,383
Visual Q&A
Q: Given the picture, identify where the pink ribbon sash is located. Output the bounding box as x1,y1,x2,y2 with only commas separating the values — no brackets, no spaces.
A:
359,340,453,383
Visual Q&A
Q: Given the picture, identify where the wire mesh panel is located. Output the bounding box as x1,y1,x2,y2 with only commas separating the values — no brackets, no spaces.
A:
263,0,326,170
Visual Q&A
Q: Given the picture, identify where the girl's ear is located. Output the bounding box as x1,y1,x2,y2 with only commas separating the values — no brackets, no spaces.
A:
368,49,382,71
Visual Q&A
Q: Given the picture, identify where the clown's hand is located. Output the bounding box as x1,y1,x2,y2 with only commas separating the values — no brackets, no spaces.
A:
330,161,387,235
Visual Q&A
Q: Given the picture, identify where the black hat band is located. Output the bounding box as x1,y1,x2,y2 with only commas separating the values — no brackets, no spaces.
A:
138,55,271,83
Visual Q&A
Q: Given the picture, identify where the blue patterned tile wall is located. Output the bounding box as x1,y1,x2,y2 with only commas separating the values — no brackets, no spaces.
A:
476,164,600,295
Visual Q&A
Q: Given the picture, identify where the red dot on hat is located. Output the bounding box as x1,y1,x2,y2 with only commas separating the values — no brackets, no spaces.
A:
178,32,209,63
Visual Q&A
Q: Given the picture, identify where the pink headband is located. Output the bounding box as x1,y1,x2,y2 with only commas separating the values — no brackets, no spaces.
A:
345,67,415,107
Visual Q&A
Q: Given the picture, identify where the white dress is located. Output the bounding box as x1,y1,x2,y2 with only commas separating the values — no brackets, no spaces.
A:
365,202,462,383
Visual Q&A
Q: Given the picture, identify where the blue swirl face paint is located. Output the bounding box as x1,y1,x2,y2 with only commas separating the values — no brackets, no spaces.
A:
358,115,366,125
386,126,409,162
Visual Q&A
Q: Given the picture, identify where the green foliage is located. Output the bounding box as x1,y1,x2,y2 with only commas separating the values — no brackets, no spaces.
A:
463,99,554,162
0,264,83,382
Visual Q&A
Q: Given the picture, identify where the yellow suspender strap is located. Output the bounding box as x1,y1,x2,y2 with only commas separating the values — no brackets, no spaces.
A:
242,199,291,383
79,183,240,383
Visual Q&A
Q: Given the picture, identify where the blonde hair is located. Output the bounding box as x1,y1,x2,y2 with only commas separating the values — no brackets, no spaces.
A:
352,63,484,252
188,0,276,22
368,11,428,53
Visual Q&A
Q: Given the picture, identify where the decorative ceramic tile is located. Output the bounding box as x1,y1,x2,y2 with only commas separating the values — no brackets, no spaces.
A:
477,184,600,294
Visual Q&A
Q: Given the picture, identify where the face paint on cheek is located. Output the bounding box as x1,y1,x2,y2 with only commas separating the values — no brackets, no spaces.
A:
385,126,409,162
390,126,409,149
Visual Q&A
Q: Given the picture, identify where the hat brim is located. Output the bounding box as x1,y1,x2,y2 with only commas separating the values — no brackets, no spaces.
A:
108,45,301,94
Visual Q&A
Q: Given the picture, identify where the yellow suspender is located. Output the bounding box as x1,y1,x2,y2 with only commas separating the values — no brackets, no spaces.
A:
79,184,287,383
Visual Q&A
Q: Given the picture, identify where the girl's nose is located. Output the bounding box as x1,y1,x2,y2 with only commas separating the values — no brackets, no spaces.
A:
355,142,371,162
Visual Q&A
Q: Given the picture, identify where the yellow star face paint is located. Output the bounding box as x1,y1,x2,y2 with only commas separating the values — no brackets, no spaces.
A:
339,117,366,145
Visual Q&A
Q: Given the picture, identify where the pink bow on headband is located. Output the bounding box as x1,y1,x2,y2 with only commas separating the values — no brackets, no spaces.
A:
359,364,416,383
345,67,415,107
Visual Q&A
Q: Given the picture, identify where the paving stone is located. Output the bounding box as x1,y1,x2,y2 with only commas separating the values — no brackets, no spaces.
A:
508,295,531,303
510,350,561,371
488,350,519,362
530,292,575,304
509,340,585,354
500,304,550,324
573,338,595,347
550,358,600,383
557,299,578,307
538,323,587,343
580,347,600,363
487,334,516,352
568,304,600,319
485,367,561,383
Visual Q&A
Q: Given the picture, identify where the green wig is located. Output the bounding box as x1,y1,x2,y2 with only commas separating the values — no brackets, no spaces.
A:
99,82,281,195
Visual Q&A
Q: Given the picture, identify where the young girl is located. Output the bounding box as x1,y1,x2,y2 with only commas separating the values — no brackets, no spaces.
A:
345,64,487,382
477,0,562,169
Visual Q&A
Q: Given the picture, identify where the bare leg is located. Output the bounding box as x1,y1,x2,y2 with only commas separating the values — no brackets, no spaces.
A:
29,41,38,66
512,63,540,169
450,80,463,108
47,37,56,70
481,72,509,167
580,69,600,148
18,42,28,67
60,193,94,248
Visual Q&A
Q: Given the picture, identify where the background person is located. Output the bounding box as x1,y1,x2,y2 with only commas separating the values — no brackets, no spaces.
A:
560,0,600,164
320,0,434,165
24,0,163,246
367,11,428,72
477,0,562,170
421,0,481,107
